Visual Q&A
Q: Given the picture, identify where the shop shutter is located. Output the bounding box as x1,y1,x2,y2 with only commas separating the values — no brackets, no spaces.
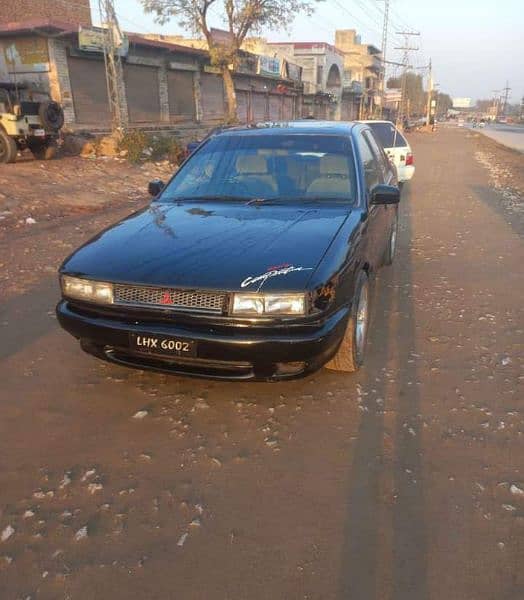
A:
124,63,161,123
236,90,249,123
282,96,294,120
67,56,110,125
269,94,282,121
201,73,225,119
167,70,195,121
314,103,327,119
252,92,267,121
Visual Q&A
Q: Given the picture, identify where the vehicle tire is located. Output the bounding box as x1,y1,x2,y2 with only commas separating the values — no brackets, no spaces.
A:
38,101,64,131
383,210,398,266
30,141,57,161
325,271,370,373
0,128,18,163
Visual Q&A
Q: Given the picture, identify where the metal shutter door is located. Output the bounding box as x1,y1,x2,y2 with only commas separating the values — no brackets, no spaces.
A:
282,96,294,120
236,90,249,123
269,94,282,120
167,70,195,121
124,64,160,123
201,74,225,119
67,56,110,125
314,103,327,119
252,92,267,121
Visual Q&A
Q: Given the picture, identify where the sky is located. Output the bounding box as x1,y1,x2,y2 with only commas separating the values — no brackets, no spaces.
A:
91,0,524,103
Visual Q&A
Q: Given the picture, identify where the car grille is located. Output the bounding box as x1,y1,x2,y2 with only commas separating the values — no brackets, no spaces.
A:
113,284,227,314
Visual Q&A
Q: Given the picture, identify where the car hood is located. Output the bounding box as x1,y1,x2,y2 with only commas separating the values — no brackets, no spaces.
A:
62,201,351,292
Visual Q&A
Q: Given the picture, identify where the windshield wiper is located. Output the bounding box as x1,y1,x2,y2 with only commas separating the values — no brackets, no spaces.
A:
245,197,272,205
166,195,252,202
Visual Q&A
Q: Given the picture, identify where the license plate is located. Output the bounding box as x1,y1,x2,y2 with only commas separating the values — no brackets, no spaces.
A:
33,129,46,137
129,333,197,357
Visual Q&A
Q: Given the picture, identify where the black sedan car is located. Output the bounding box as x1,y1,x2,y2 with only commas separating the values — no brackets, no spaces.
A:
57,121,399,381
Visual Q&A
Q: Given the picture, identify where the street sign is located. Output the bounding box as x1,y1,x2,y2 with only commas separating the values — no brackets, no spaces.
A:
78,27,106,53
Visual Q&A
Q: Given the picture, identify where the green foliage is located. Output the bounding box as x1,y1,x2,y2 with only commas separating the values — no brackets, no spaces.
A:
118,131,185,164
118,130,149,163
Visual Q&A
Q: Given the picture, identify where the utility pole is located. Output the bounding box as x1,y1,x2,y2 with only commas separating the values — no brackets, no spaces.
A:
98,0,127,135
491,89,501,120
378,0,390,117
501,80,511,116
395,31,419,130
425,58,432,129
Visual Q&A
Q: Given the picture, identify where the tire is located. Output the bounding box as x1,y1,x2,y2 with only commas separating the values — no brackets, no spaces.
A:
38,101,64,131
0,128,18,163
30,141,57,161
325,271,370,373
383,210,398,266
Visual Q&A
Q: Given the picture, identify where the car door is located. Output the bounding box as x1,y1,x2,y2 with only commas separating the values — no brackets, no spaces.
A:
363,129,396,260
356,131,384,270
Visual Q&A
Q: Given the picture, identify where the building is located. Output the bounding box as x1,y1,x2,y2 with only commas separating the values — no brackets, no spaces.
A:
334,29,382,119
262,42,344,119
0,20,303,132
0,0,92,26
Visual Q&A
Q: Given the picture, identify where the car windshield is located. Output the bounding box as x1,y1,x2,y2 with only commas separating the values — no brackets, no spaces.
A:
159,132,357,204
367,122,408,148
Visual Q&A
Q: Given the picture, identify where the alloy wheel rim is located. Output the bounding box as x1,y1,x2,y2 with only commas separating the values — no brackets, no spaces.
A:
355,282,369,360
390,223,397,256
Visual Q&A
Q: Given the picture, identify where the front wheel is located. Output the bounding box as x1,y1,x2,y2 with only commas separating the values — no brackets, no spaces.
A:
325,271,370,373
383,211,398,266
0,129,18,163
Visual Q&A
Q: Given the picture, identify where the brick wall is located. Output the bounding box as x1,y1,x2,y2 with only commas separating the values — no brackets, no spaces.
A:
0,0,92,25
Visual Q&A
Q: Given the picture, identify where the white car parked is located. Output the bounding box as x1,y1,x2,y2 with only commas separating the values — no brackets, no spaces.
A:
359,120,415,185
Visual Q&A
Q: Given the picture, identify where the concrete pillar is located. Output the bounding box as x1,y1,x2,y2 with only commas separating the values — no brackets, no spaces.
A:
47,38,76,125
193,69,202,123
158,63,170,122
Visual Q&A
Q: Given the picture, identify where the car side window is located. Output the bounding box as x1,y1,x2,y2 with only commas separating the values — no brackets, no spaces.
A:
363,131,391,182
357,134,382,191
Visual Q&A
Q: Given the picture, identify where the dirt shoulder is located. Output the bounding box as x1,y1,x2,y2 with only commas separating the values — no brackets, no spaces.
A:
0,155,174,235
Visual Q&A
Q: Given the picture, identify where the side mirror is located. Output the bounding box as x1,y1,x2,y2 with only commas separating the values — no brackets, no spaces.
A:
370,184,400,206
148,179,165,197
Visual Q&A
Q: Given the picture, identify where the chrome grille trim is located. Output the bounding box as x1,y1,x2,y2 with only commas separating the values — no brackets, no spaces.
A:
113,284,226,314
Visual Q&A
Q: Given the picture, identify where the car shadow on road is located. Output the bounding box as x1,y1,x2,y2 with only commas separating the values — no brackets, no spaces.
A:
0,278,58,362
338,185,428,600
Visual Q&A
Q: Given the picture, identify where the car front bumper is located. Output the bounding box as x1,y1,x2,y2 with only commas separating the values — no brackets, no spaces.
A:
56,300,349,381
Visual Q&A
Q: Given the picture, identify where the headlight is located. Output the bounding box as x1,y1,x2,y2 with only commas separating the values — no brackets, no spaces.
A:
232,293,305,316
61,275,113,304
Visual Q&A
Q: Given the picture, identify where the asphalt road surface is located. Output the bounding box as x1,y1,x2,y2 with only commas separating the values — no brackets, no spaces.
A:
1,128,523,600
475,122,524,152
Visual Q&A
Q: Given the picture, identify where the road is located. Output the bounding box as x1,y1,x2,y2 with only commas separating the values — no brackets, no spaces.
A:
1,128,523,599
474,122,524,153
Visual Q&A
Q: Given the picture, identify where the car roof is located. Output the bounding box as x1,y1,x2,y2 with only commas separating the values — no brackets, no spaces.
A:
216,120,360,137
358,120,396,125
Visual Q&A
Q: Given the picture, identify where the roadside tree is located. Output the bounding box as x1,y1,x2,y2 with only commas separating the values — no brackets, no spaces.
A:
141,0,320,122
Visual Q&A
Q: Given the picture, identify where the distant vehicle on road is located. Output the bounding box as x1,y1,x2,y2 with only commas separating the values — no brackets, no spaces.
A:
359,120,415,186
57,121,400,381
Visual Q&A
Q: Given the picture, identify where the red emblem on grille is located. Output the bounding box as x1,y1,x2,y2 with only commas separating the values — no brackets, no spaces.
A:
160,291,173,305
